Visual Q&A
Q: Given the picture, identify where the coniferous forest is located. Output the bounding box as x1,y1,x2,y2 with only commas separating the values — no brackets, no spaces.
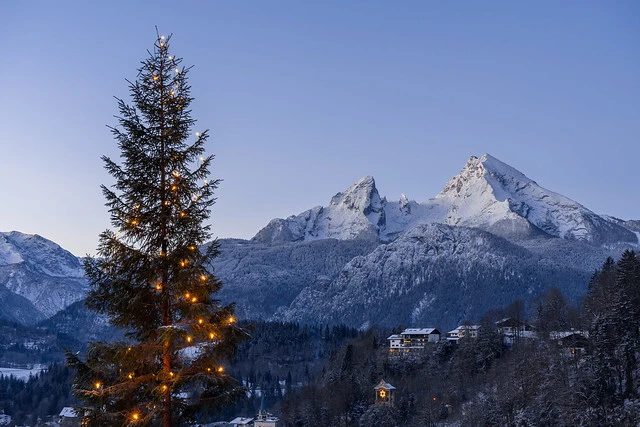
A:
1,251,638,426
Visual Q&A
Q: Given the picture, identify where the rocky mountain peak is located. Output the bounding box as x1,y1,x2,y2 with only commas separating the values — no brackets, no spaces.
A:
330,175,383,216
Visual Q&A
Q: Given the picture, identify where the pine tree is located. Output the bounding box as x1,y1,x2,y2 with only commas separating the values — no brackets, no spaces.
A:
67,32,248,426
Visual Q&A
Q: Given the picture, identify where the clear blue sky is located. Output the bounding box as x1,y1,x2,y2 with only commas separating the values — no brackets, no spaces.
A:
1,1,638,256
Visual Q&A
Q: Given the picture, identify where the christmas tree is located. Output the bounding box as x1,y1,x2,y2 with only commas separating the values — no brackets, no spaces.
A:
67,32,248,426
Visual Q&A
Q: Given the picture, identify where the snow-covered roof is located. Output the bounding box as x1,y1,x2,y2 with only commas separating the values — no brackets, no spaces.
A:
230,417,254,425
374,379,396,390
402,328,438,335
448,325,480,334
59,407,78,418
549,331,589,340
387,334,402,340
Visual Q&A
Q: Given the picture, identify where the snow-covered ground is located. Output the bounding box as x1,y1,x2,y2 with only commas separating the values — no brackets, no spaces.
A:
0,366,45,380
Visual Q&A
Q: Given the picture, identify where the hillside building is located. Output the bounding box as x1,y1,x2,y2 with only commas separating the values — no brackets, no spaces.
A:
374,380,396,406
446,324,480,343
254,395,279,427
388,328,440,353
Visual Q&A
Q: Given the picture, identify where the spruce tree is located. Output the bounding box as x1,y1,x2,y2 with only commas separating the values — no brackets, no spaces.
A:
67,32,247,426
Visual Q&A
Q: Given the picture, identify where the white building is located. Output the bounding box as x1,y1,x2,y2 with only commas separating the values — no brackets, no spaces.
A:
388,328,440,353
446,325,480,343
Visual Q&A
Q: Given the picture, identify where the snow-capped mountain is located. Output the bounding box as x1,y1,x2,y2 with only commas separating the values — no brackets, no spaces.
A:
254,154,637,246
0,232,87,324
434,154,636,244
1,153,637,332
253,176,385,243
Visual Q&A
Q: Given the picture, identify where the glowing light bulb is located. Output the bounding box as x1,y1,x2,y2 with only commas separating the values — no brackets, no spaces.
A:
95,382,101,389
160,35,165,40
191,297,197,303
128,373,133,379
207,367,211,372
162,385,168,391
229,316,236,323
175,68,180,73
169,56,173,60
217,366,224,373
180,212,186,217
209,332,215,339
156,283,162,290
198,318,204,324
185,293,190,298
200,275,207,281
189,246,196,251
132,413,139,421
200,156,205,162
127,347,131,351
171,185,177,191
186,336,192,343
152,75,158,81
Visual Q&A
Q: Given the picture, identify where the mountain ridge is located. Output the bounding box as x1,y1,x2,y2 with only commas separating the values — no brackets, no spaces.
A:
1,153,638,330
254,153,638,246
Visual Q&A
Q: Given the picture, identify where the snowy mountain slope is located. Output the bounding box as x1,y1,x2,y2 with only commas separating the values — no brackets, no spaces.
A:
0,232,87,322
253,176,384,244
434,154,637,244
2,153,638,333
213,238,378,319
278,223,592,329
254,154,637,246
0,283,46,324
40,300,121,344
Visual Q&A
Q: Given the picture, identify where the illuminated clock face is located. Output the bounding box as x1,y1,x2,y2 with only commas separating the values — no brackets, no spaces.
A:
379,389,386,398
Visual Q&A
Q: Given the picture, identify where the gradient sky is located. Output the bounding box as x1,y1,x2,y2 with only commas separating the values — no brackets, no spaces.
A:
1,1,639,256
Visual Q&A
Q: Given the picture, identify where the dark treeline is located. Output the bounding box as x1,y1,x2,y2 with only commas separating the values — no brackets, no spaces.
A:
0,363,76,425
215,321,360,422
280,250,640,426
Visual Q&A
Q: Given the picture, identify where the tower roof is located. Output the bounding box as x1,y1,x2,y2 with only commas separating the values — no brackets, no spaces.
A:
374,379,396,390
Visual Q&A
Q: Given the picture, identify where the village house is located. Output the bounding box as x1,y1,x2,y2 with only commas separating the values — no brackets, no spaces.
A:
446,324,480,343
496,318,536,343
387,328,440,353
549,330,589,359
229,417,254,427
59,407,80,427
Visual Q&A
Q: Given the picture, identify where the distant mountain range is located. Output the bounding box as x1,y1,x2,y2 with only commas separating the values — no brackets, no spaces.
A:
0,232,87,324
1,154,638,332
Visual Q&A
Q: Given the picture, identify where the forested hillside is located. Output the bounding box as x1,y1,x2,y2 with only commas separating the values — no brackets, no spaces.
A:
279,250,640,426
